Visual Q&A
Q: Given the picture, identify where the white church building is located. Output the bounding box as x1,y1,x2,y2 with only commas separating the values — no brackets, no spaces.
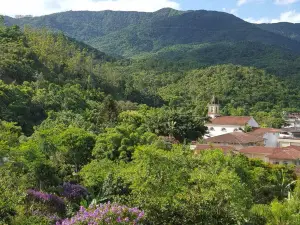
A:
205,96,260,139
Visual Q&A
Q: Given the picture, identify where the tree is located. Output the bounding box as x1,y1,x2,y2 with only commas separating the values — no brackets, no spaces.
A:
251,181,300,225
122,146,252,225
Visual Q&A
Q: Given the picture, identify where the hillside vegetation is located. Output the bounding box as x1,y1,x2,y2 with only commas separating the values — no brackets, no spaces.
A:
2,13,300,224
5,8,300,82
258,22,300,41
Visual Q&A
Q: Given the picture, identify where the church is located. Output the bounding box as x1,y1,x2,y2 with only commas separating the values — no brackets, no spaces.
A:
204,96,260,139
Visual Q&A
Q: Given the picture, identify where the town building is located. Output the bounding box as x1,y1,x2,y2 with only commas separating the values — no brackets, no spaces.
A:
240,146,276,162
240,146,300,166
204,132,264,150
249,128,281,147
283,112,300,128
205,97,259,138
278,138,300,147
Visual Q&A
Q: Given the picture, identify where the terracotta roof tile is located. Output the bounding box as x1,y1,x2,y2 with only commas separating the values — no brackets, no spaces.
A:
268,146,300,160
205,132,264,145
251,128,281,135
210,116,252,126
240,146,276,155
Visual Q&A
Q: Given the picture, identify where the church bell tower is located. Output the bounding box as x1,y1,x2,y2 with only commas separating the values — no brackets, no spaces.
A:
208,95,220,119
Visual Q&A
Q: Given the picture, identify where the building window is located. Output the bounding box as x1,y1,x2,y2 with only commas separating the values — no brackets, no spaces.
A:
221,128,227,132
234,128,238,132
283,161,288,165
210,127,215,131
274,162,279,165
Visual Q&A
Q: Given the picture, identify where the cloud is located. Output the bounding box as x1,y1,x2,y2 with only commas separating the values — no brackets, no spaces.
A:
222,8,238,16
271,10,300,22
245,17,272,23
245,10,300,23
237,0,264,6
274,0,299,5
0,0,180,17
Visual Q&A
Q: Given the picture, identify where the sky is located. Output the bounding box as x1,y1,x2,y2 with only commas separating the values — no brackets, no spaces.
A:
1,0,300,23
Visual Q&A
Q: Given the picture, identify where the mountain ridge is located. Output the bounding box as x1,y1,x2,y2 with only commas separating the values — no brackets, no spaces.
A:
4,8,300,57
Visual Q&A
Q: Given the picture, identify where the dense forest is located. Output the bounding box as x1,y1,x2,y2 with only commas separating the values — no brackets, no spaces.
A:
1,9,300,224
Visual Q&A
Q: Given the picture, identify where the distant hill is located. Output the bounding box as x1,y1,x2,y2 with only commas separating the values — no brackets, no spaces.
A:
258,22,300,42
4,8,300,57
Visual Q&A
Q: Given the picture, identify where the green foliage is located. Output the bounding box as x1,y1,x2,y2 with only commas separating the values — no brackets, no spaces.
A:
159,65,300,126
144,107,207,142
93,113,157,161
251,181,300,225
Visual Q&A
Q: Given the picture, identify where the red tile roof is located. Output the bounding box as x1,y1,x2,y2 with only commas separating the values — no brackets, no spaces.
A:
268,149,300,160
194,144,236,154
251,128,281,135
268,146,300,160
205,132,264,145
210,116,252,126
240,146,276,155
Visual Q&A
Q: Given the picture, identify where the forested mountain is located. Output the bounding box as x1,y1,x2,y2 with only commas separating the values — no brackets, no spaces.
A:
258,22,300,42
5,8,300,57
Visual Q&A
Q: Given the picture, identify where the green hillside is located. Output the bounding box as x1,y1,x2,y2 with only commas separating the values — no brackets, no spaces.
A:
5,9,300,57
258,22,300,42
135,41,300,79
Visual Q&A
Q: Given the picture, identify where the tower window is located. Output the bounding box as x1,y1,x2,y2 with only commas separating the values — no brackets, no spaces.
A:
221,128,227,132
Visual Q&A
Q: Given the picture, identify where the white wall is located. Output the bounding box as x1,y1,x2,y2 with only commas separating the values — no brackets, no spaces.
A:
205,125,243,138
264,132,279,147
248,118,259,128
278,139,300,147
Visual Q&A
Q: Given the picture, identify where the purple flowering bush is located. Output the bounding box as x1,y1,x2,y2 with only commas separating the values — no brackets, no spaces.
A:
27,189,66,213
57,202,145,225
61,182,88,201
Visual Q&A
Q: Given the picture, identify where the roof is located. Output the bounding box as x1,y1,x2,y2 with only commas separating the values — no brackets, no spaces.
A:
281,127,300,133
194,144,236,154
251,128,281,135
205,132,264,145
240,146,276,155
286,113,300,119
210,116,252,126
268,146,300,160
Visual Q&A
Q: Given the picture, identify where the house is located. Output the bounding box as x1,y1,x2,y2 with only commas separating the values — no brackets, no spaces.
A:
205,97,259,138
281,127,300,139
240,146,276,162
205,116,260,138
268,146,300,166
249,128,282,147
204,132,264,150
192,144,237,155
240,146,300,166
283,112,300,128
278,138,300,148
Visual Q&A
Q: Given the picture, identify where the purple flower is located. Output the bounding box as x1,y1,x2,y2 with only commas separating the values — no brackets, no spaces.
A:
57,203,145,224
61,182,88,201
27,189,65,212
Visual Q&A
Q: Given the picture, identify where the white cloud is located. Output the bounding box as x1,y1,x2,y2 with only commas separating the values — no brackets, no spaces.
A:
0,0,180,17
245,10,300,23
237,0,264,6
245,17,272,23
274,0,299,5
271,10,300,22
222,8,238,16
